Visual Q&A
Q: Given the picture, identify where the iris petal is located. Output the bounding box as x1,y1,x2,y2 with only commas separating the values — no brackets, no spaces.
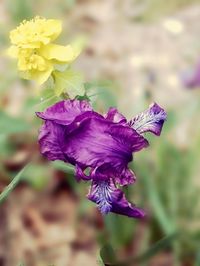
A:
88,180,113,214
88,179,145,218
129,103,167,136
63,117,147,173
115,168,136,186
38,121,67,161
105,107,127,124
36,99,92,125
107,124,149,152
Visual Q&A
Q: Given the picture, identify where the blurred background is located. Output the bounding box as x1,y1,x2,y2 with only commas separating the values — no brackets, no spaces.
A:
0,0,200,265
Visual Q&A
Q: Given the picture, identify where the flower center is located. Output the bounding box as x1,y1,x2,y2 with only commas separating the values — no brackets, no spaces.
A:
18,49,47,71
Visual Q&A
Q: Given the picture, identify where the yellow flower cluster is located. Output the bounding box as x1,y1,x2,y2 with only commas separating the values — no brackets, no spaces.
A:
8,17,80,84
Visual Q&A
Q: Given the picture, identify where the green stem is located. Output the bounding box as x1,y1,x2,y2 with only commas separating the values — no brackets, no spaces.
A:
0,164,29,203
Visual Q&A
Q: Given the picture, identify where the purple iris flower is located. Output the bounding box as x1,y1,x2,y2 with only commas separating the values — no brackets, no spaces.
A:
36,100,166,218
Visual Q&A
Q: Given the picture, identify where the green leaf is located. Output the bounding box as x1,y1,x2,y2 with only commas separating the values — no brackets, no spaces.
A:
100,243,117,265
134,233,179,263
53,69,85,98
104,214,136,248
195,251,200,266
105,233,178,266
97,253,105,266
0,111,30,135
143,171,175,234
0,164,29,203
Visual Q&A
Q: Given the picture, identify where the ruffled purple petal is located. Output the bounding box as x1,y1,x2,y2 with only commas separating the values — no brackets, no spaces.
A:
63,117,131,167
129,103,167,136
38,121,67,161
105,107,127,124
62,117,148,183
115,168,136,186
87,180,145,218
90,164,136,185
107,124,149,152
36,99,92,125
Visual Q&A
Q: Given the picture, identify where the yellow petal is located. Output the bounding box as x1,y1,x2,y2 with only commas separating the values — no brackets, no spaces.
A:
40,44,76,62
45,19,62,42
7,46,19,58
9,17,62,47
21,64,53,84
70,36,87,58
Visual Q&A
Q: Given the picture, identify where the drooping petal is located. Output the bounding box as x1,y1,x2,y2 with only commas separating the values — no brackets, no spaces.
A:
129,103,167,136
105,107,127,124
38,120,67,161
40,44,77,62
36,99,92,125
87,180,145,218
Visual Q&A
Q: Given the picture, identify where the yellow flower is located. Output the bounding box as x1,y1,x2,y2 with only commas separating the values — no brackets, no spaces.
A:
8,17,80,84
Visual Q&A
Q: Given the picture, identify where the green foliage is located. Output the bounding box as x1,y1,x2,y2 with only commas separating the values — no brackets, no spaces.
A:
52,160,75,175
0,111,30,135
21,163,50,190
103,214,137,248
0,164,29,203
53,68,85,97
100,233,178,265
100,243,117,265
63,0,77,10
85,80,118,111
134,233,178,263
132,126,200,262
6,0,33,23
132,0,200,22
